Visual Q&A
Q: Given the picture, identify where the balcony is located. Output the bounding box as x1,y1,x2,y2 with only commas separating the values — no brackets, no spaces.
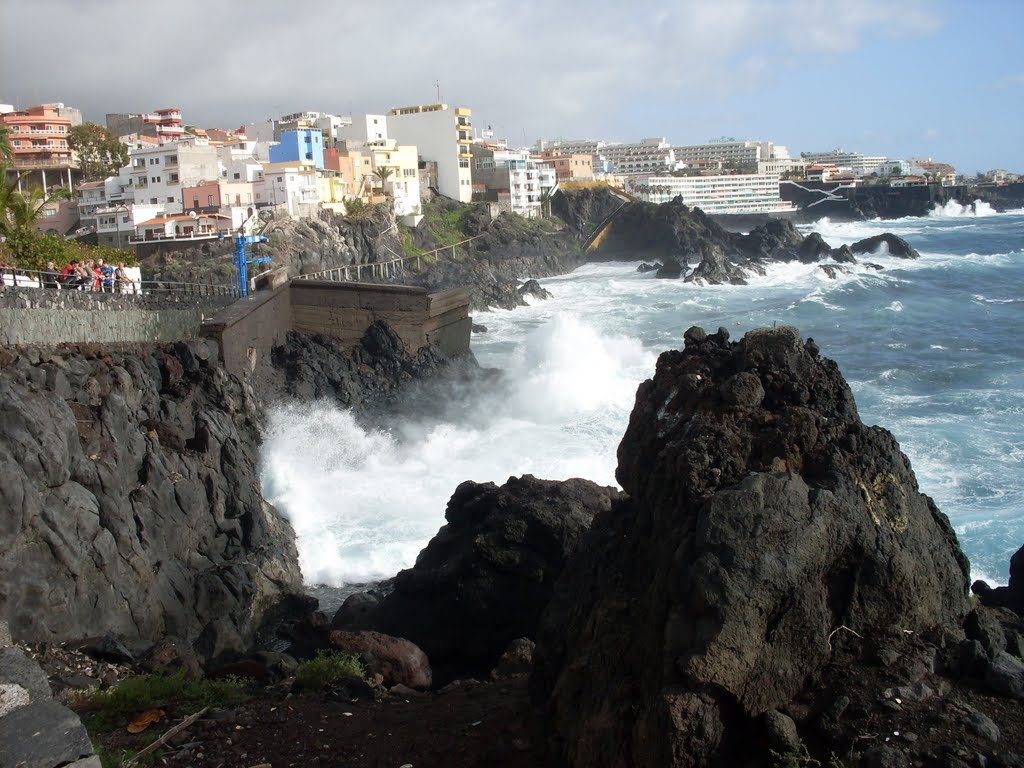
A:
8,157,77,169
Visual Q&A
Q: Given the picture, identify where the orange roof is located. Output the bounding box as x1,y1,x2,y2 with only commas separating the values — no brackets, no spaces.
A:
78,181,105,189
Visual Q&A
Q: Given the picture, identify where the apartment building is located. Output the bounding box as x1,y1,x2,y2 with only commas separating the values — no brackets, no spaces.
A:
799,149,889,177
1,104,77,192
126,138,221,214
471,143,557,218
361,140,423,225
258,163,321,218
336,114,389,145
672,139,789,171
386,104,473,202
106,108,185,144
628,174,796,215
269,129,325,169
534,151,595,182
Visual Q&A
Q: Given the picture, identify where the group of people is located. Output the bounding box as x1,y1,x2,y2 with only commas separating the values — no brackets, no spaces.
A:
45,259,133,292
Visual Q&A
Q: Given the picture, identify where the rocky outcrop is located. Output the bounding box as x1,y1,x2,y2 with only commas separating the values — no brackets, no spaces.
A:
259,322,458,409
348,475,620,675
974,544,1024,613
851,233,921,259
530,326,970,767
408,210,583,311
577,195,898,285
0,341,302,656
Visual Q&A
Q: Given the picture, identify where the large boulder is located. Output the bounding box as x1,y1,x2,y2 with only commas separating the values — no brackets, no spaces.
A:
371,475,619,673
531,326,970,767
851,233,921,259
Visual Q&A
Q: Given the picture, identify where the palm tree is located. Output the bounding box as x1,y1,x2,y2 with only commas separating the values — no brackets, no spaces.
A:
0,170,71,240
373,166,395,197
0,124,12,163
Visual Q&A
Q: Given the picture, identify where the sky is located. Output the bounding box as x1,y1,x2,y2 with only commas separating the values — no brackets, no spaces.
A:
1,0,1021,173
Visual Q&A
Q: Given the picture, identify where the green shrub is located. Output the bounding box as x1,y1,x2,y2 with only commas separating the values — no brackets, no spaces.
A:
80,670,250,732
295,650,365,690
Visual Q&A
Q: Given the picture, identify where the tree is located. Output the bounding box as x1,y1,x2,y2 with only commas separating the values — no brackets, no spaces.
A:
539,187,554,218
68,122,129,181
373,165,395,197
0,124,11,163
0,170,71,241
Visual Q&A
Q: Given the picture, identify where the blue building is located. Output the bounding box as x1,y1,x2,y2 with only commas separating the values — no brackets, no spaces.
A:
269,128,324,169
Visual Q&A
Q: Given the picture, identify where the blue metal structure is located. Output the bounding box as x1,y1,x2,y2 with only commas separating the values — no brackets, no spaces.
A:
233,233,270,297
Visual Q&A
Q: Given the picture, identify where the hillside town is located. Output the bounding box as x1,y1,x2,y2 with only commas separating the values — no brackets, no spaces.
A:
2,98,1017,251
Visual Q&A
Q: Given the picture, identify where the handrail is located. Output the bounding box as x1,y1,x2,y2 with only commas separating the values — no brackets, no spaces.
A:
0,266,239,298
296,233,488,284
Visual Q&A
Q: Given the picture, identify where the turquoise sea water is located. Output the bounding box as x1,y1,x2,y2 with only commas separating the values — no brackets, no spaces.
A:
262,204,1024,588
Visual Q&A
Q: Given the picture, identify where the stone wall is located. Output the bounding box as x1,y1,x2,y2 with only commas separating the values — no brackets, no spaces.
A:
202,281,472,380
0,288,235,346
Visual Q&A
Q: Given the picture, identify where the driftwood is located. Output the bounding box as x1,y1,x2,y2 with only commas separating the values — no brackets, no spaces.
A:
124,706,209,766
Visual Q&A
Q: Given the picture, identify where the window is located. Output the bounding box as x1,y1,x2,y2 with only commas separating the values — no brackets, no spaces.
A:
233,172,240,179
208,195,214,206
192,197,199,208
403,168,415,177
150,198,157,204
169,173,178,182
305,152,313,160
167,197,174,203
459,159,469,168
277,177,283,182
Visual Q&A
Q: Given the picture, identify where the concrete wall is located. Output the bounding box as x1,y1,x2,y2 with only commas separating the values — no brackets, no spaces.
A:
200,285,293,378
0,289,234,346
202,280,471,380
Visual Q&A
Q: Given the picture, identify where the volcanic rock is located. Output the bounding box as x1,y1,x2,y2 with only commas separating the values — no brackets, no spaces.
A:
329,630,432,689
518,279,552,301
796,232,833,263
530,326,970,767
851,233,921,259
975,544,1024,613
373,474,620,673
0,342,302,652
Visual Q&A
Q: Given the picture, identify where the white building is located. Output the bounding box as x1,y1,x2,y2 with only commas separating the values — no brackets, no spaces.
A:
799,149,889,177
671,139,789,170
627,174,796,215
76,167,163,246
471,142,557,218
257,162,321,218
386,104,473,202
336,114,389,145
597,138,679,176
126,138,221,214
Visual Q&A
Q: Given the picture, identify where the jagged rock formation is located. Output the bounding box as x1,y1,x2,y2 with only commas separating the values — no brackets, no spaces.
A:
257,321,457,409
341,475,620,675
530,326,971,767
407,208,583,311
851,233,922,259
0,341,302,657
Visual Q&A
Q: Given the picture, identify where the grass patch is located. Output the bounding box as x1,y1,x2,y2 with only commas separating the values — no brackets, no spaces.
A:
295,650,365,691
79,671,250,733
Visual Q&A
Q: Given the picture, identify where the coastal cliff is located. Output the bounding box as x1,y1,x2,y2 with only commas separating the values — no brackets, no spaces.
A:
0,340,301,656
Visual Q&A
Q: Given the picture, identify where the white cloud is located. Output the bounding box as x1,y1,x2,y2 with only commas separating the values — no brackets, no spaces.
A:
0,0,941,142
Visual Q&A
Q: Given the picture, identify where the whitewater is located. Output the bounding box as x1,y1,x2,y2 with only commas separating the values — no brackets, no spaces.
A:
261,204,1024,594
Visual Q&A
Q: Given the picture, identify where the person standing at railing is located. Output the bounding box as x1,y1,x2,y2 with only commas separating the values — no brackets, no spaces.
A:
43,262,60,289
98,259,116,292
114,262,131,294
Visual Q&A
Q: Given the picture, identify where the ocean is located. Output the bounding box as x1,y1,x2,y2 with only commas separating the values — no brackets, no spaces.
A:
261,202,1024,598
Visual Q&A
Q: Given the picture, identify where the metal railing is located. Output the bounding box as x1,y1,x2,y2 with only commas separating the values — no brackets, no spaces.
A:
0,267,239,298
295,233,487,284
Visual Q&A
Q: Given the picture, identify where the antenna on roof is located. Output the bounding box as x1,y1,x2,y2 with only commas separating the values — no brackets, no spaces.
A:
435,80,441,103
